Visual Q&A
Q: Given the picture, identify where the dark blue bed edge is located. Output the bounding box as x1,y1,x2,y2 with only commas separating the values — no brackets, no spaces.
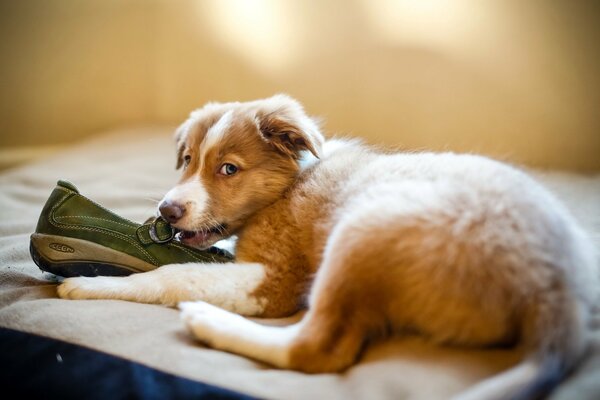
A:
0,327,258,400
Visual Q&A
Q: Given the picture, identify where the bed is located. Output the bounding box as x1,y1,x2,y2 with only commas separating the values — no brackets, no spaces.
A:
1,127,599,399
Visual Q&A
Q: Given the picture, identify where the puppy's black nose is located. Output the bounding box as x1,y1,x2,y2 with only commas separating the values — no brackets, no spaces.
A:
159,201,185,224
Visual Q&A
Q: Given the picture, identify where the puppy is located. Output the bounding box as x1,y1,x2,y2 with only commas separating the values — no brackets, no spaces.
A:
58,95,598,399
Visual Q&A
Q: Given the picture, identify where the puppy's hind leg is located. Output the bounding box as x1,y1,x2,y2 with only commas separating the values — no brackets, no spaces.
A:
182,225,385,372
57,263,268,316
180,296,366,372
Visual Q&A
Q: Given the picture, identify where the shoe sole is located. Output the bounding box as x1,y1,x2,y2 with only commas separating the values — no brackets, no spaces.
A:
30,233,157,277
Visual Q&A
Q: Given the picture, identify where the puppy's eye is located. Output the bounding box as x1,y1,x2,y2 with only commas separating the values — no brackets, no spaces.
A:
219,163,238,176
183,155,191,167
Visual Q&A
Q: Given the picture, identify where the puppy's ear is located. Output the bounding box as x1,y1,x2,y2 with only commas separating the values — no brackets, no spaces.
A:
174,118,192,170
256,95,324,159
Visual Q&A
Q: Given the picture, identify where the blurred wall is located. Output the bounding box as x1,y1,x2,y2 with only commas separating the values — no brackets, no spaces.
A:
0,0,155,147
1,0,599,171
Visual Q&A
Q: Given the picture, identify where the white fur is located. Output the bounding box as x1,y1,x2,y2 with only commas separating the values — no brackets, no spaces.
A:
180,301,301,367
58,263,267,315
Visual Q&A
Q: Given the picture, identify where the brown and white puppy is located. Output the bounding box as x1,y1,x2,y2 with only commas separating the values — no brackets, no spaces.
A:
58,95,598,400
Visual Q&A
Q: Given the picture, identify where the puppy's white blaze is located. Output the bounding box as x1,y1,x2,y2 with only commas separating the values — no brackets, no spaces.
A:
180,301,301,367
199,110,234,170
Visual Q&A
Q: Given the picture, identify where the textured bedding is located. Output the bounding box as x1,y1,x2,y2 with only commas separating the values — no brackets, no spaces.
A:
1,127,599,399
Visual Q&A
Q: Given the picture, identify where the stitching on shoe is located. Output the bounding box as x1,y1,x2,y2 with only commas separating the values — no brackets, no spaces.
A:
168,241,219,262
55,187,141,226
136,225,153,245
54,215,135,229
78,195,140,226
49,193,158,265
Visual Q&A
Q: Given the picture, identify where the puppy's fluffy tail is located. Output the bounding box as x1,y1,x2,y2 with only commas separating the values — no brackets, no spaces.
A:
455,281,589,400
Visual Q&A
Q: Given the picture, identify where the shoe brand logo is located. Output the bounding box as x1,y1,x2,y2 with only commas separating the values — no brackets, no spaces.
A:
49,243,75,253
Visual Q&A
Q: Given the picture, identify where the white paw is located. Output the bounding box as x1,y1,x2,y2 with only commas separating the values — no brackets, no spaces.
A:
57,276,119,300
179,301,246,348
179,301,298,368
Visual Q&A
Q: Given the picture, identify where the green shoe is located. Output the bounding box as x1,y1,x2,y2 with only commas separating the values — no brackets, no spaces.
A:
30,180,234,277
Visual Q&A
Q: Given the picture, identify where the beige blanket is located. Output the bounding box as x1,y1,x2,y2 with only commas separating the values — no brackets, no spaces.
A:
1,127,599,399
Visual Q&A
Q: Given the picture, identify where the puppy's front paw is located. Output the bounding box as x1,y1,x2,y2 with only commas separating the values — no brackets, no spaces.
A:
57,276,120,300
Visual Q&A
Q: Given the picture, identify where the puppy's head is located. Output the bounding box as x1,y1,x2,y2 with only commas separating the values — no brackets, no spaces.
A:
159,94,324,249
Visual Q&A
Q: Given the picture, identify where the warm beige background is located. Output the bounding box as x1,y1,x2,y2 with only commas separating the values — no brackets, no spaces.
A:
1,0,599,171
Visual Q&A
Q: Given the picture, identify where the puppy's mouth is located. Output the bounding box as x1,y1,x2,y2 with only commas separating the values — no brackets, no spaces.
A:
175,224,227,249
